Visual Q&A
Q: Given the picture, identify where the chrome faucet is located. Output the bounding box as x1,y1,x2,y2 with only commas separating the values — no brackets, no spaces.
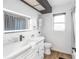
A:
19,35,24,41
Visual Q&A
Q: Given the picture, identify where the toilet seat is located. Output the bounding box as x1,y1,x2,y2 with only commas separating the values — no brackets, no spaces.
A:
44,42,52,48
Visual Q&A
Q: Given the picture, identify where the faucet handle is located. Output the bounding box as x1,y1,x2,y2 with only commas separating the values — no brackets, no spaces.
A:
22,35,24,38
20,35,24,38
19,35,24,41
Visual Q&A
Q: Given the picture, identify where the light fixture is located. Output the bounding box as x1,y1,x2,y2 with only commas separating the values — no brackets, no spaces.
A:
21,0,52,14
23,0,39,6
34,5,45,10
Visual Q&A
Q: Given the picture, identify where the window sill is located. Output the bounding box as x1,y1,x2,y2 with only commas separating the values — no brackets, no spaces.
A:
4,29,32,34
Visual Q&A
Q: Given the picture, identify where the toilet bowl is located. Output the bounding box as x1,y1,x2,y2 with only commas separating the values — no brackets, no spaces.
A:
44,42,52,55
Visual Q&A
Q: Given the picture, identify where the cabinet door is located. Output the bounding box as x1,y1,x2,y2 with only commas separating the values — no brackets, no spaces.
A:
15,54,25,59
24,49,39,59
39,49,44,59
38,41,44,59
15,49,32,59
35,49,40,59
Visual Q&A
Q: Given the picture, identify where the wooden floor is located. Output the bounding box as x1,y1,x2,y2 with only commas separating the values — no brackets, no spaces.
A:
44,51,72,59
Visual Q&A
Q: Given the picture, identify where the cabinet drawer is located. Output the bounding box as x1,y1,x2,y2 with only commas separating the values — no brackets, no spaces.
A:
38,41,44,49
24,49,38,59
37,40,44,47
15,48,32,59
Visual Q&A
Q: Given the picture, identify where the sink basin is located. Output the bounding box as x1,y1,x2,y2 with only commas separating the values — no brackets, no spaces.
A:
3,40,31,58
3,36,45,59
18,36,45,47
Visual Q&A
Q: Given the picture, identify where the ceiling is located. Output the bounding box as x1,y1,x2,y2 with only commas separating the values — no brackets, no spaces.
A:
21,0,75,14
48,0,75,7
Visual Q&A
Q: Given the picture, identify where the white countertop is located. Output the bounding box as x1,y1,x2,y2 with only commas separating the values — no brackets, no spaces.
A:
3,36,45,59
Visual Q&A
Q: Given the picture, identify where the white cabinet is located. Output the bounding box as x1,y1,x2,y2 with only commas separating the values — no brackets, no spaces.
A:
27,40,44,59
37,41,44,59
15,48,32,59
25,49,39,59
14,40,44,59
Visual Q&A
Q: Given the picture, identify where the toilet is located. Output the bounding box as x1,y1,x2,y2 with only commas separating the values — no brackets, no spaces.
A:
44,42,52,55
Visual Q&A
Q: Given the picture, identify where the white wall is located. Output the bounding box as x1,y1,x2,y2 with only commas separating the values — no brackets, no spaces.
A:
3,0,75,55
3,0,41,44
41,4,75,54
3,0,41,29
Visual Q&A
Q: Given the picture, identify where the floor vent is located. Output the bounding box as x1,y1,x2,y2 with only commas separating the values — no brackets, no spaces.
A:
59,57,65,59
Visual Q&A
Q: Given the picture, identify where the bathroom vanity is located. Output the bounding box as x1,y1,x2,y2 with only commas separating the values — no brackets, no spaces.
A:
4,37,44,59
14,39,44,59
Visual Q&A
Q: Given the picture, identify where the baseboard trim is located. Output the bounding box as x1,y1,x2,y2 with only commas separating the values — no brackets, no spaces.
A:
51,50,72,56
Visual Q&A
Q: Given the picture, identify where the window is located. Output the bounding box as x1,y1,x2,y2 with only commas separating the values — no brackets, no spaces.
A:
53,14,65,31
4,11,30,31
